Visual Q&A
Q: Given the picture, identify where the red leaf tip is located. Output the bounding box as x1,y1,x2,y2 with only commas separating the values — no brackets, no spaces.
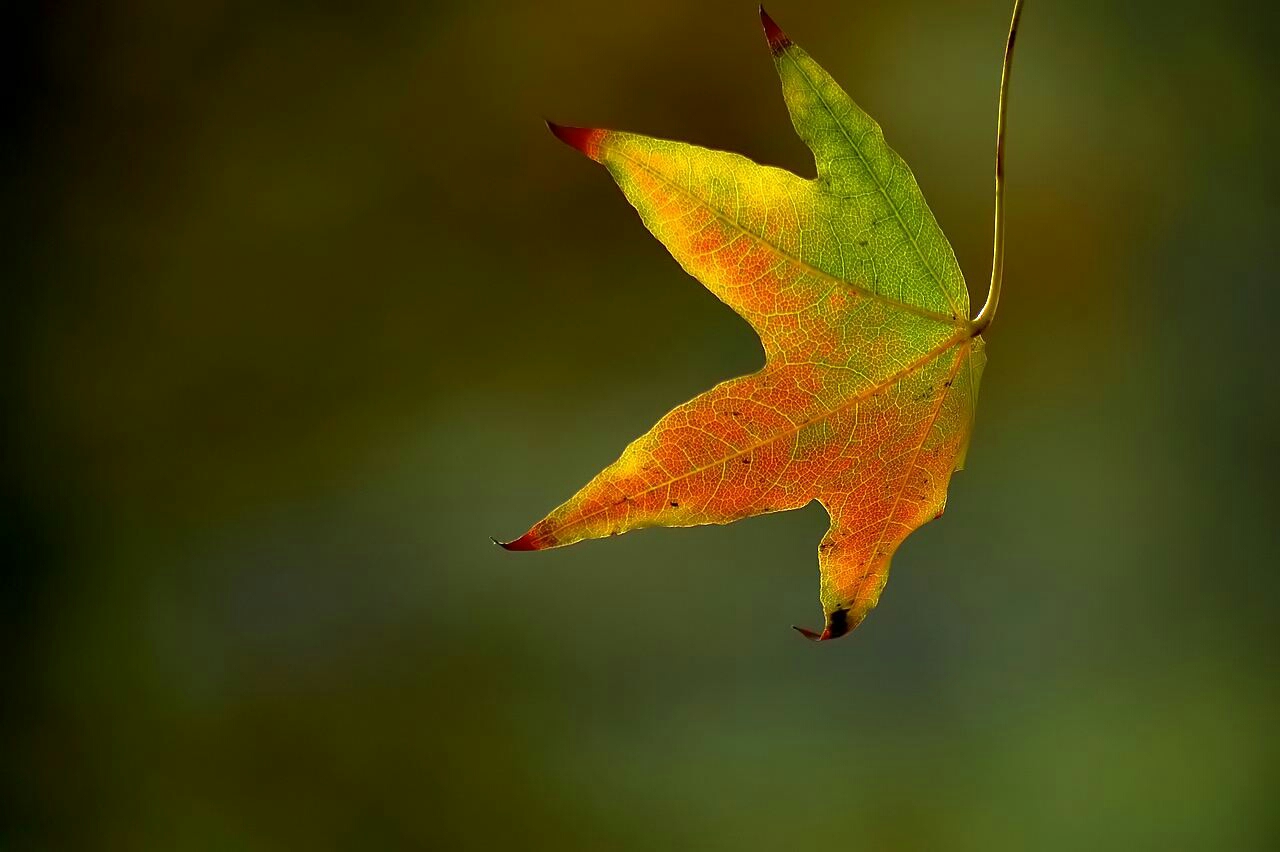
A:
759,7,791,55
792,625,828,642
494,532,541,552
545,121,606,162
793,606,853,642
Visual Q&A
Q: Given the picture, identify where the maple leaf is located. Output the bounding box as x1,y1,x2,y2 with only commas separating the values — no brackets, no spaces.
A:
501,4,1024,641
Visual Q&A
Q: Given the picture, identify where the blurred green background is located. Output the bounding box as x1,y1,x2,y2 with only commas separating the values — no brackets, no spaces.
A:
5,0,1278,848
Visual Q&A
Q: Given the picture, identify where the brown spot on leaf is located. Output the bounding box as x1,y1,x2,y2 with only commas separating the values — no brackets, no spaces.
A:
826,608,851,639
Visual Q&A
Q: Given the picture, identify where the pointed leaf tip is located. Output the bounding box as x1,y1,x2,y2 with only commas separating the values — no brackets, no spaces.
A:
792,625,826,642
546,121,606,162
496,532,541,552
759,7,791,55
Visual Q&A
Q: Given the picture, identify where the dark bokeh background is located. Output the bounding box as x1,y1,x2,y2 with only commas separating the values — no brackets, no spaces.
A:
5,0,1278,848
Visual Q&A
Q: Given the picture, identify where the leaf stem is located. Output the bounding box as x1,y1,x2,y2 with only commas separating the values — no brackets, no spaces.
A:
970,0,1024,337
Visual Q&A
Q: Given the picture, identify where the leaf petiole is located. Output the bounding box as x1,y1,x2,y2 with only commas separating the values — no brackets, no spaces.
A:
970,0,1024,337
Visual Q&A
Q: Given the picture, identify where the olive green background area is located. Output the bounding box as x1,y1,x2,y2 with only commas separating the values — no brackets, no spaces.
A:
5,0,1277,848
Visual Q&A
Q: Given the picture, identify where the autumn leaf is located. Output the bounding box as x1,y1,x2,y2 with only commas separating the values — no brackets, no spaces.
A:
500,4,1024,641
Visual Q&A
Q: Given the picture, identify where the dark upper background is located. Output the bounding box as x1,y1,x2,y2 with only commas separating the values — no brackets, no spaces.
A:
5,0,1278,848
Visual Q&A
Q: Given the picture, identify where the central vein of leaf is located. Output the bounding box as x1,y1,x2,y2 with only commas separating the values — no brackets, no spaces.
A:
845,339,968,586
781,49,966,321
